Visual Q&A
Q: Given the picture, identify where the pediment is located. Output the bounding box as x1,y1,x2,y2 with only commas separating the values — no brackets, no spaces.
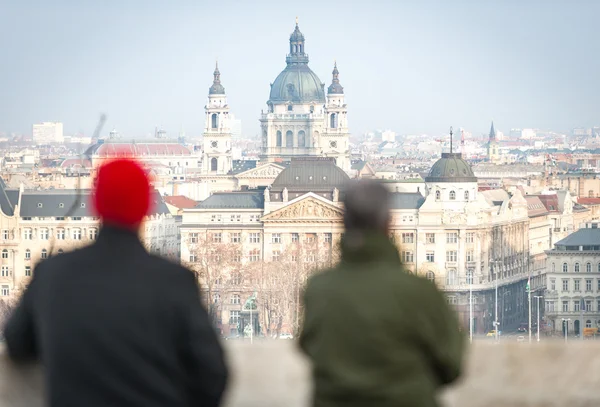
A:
235,163,285,179
262,196,344,222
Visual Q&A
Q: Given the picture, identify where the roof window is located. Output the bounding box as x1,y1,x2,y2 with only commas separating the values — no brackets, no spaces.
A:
37,203,42,208
59,203,64,208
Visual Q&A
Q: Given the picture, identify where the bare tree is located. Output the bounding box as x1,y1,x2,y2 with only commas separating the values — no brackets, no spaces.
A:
0,299,13,331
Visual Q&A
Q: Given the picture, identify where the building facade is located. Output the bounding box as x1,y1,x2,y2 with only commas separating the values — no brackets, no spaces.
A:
32,122,64,145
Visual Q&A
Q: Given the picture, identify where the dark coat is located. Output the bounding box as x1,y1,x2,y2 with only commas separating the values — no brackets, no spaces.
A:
3,226,228,407
299,234,464,407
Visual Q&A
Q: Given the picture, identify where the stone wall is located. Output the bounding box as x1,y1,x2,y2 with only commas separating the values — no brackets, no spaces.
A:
1,341,599,407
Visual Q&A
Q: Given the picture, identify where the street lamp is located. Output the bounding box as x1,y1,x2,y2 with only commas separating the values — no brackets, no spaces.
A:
493,261,500,343
534,295,543,342
562,318,571,344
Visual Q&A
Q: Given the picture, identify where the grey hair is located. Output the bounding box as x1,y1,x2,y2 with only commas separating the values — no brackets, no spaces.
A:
342,180,391,234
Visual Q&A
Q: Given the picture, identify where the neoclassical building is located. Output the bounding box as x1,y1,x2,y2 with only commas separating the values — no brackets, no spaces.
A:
259,21,351,171
0,179,179,301
181,153,542,335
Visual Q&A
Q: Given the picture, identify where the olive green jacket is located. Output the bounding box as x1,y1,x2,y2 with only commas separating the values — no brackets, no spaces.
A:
299,234,465,407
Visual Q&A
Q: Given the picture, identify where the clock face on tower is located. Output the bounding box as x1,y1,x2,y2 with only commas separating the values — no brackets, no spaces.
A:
329,140,337,148
211,141,218,148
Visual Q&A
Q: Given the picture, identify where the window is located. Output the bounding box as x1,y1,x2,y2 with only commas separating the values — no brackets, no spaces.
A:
324,233,332,243
574,301,581,312
229,310,240,325
231,294,241,305
271,233,281,244
305,251,316,263
55,216,65,221
2,230,8,240
88,228,98,240
562,279,569,292
402,233,414,243
426,271,435,282
1,285,9,296
276,130,282,147
25,266,31,277
286,130,293,147
298,130,306,147
446,233,458,244
449,190,456,200
1,266,8,277
563,263,568,273
426,233,435,244
249,249,260,262
550,278,556,291
545,301,555,312
287,104,293,112
73,229,82,240
426,251,435,262
213,293,220,304
249,233,260,244
249,214,260,222
211,214,222,222
562,301,569,312
446,295,458,305
25,249,31,260
466,269,474,284
72,217,81,221
586,279,592,292
212,233,222,243
586,301,593,312
466,250,474,262
22,217,31,221
1,249,7,259
587,263,592,273
598,279,600,291
233,252,241,263
211,113,218,129
466,233,474,243
402,251,414,263
587,319,593,328
190,233,198,243
231,232,241,243
231,273,242,285
574,279,580,291
24,229,32,240
464,191,470,200
446,251,457,262
575,263,580,273
291,233,299,243
552,263,556,272
305,233,316,243
272,251,281,262
56,229,65,240
41,249,48,259
230,214,241,222
446,269,457,285
435,191,441,200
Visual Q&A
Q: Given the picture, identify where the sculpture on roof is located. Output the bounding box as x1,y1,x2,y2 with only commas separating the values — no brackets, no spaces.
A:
282,187,289,202
333,187,339,202
264,186,270,202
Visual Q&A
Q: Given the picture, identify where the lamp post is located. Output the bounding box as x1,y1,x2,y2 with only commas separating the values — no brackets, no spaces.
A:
494,262,499,343
469,272,473,344
562,318,570,344
526,278,532,343
534,295,543,342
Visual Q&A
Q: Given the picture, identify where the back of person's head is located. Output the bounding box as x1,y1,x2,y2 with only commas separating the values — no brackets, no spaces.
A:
342,180,391,235
93,159,151,231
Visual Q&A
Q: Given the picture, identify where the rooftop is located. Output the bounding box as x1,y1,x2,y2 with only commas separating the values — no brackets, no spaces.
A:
196,192,264,209
554,228,600,249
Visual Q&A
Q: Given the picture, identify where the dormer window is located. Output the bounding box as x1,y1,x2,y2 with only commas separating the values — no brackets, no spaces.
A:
435,190,441,200
449,191,456,200
287,105,293,112
80,203,86,208
59,203,64,208
37,203,43,208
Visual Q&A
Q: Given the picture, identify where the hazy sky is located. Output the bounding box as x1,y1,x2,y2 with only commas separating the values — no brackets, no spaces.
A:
1,0,599,138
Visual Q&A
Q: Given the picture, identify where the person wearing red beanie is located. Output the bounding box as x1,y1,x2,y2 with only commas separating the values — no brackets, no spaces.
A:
3,158,228,407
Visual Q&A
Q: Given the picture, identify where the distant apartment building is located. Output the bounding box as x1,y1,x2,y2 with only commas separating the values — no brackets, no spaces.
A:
381,130,396,143
32,122,64,144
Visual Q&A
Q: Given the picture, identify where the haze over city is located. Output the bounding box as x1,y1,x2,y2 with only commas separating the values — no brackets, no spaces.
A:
1,0,599,137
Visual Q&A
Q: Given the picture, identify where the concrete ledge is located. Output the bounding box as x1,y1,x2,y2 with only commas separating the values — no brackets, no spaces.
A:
2,341,600,406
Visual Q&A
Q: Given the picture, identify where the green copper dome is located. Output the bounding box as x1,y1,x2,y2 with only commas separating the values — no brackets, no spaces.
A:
268,21,326,104
425,153,477,183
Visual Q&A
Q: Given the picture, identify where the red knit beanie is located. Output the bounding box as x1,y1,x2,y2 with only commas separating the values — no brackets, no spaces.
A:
93,159,151,229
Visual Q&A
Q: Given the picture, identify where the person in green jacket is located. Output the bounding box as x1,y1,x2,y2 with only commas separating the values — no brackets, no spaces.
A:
299,180,465,407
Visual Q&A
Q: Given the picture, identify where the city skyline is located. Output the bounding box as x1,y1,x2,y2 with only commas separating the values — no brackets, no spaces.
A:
1,0,599,138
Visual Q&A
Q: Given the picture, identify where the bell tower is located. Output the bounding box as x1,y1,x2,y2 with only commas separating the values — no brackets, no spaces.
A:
322,61,350,171
203,62,232,174
487,121,499,164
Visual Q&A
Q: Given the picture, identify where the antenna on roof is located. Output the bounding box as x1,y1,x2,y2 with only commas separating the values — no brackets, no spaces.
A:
449,126,453,154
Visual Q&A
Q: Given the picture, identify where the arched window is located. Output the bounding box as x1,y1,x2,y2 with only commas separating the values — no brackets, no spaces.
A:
298,130,306,147
552,263,556,272
587,320,592,328
210,158,218,172
563,263,568,273
426,271,435,282
330,113,338,128
449,190,456,200
211,113,218,129
286,130,294,148
287,104,293,112
590,190,595,198
276,131,282,147
446,269,457,285
587,262,592,273
299,44,303,53
466,269,474,285
1,249,7,259
464,191,469,200
575,262,580,273
435,190,441,200
41,249,48,259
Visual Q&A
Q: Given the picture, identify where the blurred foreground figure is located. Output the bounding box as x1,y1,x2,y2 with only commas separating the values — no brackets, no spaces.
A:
299,180,464,407
3,159,228,407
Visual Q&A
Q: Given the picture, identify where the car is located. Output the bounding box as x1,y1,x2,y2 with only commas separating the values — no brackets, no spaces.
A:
486,330,502,337
278,333,294,339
